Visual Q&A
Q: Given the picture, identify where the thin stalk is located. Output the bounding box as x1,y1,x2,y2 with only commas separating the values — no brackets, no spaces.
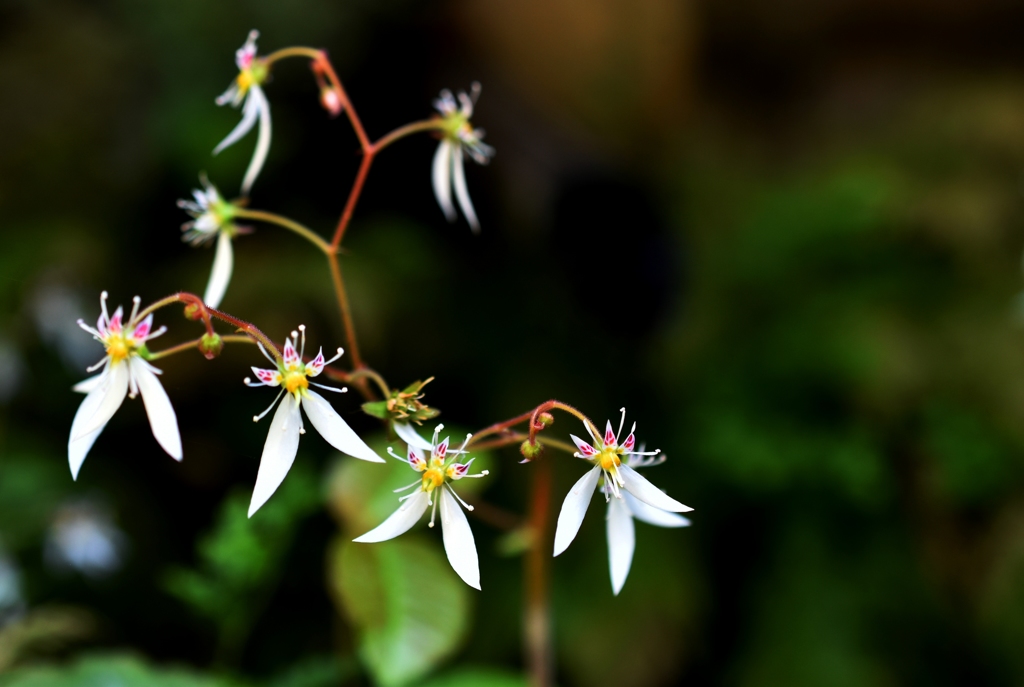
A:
525,458,554,687
347,367,391,397
373,119,445,153
469,433,577,456
146,334,253,361
233,208,333,255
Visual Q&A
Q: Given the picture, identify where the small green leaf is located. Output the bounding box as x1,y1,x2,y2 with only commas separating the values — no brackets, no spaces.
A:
362,401,390,420
328,536,471,687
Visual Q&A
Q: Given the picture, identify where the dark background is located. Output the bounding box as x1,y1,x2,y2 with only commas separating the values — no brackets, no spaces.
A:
4,0,1024,685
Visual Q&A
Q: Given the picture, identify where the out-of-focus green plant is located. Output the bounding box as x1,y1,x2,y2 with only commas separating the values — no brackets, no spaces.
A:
163,463,321,665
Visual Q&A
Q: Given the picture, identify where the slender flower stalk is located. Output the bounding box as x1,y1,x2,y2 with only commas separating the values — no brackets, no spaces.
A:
355,424,489,589
215,30,272,196
244,326,383,517
69,292,182,479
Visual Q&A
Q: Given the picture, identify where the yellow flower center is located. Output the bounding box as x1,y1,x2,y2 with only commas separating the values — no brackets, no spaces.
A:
421,467,445,492
237,69,254,95
597,447,621,472
105,336,132,363
283,368,309,395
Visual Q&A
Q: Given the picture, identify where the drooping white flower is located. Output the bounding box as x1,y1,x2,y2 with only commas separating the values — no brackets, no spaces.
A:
69,292,181,479
214,30,272,196
603,446,690,595
553,409,692,592
245,327,384,517
354,425,488,589
177,177,243,309
431,83,494,233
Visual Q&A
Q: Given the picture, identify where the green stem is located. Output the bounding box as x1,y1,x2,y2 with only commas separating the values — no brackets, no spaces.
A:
233,208,333,255
146,334,253,361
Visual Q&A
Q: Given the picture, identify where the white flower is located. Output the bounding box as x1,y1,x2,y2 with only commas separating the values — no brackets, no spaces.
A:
354,425,488,589
245,327,384,517
177,177,241,309
553,409,693,592
214,30,272,196
602,446,690,595
432,83,494,233
69,292,181,480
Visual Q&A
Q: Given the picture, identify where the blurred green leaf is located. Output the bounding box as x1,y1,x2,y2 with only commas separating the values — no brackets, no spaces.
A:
328,536,471,687
162,462,321,663
413,668,527,687
0,652,246,687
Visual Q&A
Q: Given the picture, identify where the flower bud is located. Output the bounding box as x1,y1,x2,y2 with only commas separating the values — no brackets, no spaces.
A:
520,440,544,461
199,333,223,360
183,303,203,321
537,412,554,427
320,87,343,117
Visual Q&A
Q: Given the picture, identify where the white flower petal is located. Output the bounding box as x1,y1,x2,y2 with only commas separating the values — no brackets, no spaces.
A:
213,89,260,155
240,85,272,195
353,490,430,543
68,374,111,480
432,140,456,222
203,231,234,309
131,358,182,461
393,422,433,451
623,491,691,528
300,389,384,463
607,496,635,596
72,370,107,394
553,466,601,556
74,361,129,439
451,147,480,232
618,464,692,513
440,488,480,590
248,397,302,517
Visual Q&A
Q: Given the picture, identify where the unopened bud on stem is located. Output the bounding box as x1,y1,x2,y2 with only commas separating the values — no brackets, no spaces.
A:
183,303,203,321
199,333,223,359
520,440,544,461
320,87,343,117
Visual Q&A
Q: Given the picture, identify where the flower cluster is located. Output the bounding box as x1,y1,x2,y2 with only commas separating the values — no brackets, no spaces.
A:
63,30,692,597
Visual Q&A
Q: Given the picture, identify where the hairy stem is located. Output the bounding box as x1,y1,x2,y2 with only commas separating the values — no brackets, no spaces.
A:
146,334,253,361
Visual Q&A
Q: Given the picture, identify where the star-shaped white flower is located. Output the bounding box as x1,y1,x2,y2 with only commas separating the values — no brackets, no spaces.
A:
354,425,488,590
69,292,181,479
177,176,242,309
214,30,272,196
431,83,494,233
245,326,383,517
553,409,693,593
603,446,691,595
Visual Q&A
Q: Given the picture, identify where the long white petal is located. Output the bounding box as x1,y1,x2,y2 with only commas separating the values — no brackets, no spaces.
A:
131,358,182,461
451,147,479,232
607,496,635,596
301,390,384,463
440,488,481,589
393,422,433,451
353,490,429,543
213,89,260,155
72,370,106,394
618,464,692,513
432,140,456,222
623,491,691,528
203,231,234,309
553,466,601,556
68,373,111,480
248,397,302,517
75,361,129,439
241,85,272,195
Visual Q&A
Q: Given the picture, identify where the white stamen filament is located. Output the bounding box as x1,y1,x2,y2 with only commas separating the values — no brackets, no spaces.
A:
444,483,474,511
323,347,345,366
253,389,285,422
428,495,439,528
393,480,421,493
100,291,109,323
298,325,306,357
129,296,141,324
86,357,107,373
256,341,276,365
310,381,347,393
616,407,626,444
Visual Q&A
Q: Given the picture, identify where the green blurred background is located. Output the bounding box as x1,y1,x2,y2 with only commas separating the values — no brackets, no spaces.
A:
3,0,1024,685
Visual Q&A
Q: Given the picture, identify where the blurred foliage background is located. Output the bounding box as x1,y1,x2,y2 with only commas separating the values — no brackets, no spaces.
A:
3,0,1024,685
